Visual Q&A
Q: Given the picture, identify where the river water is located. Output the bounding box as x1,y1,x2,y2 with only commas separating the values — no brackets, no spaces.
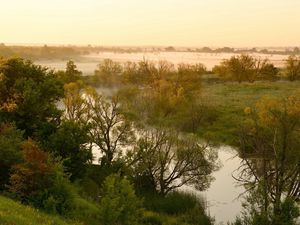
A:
181,146,244,224
203,147,244,224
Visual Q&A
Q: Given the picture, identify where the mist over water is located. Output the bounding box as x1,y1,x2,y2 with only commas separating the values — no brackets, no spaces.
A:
36,52,288,74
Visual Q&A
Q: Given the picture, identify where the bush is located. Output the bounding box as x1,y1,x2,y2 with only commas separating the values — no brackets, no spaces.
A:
144,191,198,215
0,123,23,190
179,204,213,225
8,140,74,214
99,174,143,225
143,192,213,225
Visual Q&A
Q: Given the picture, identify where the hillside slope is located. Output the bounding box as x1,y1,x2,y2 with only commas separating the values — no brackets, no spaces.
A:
0,196,82,225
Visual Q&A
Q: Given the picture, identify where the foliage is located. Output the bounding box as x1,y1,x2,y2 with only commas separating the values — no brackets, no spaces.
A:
143,191,199,214
0,57,63,138
63,81,87,122
56,60,83,84
118,60,206,132
8,140,74,214
231,193,299,225
213,54,278,82
285,55,300,81
94,59,123,85
9,140,54,202
99,174,143,225
129,128,218,196
85,91,135,167
47,120,92,181
235,94,300,224
0,45,81,60
143,192,213,225
0,123,24,190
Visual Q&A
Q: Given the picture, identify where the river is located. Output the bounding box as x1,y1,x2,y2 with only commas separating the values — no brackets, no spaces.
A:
181,146,244,224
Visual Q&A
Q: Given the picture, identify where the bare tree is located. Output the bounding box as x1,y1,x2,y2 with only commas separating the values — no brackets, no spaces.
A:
85,91,134,167
129,128,218,196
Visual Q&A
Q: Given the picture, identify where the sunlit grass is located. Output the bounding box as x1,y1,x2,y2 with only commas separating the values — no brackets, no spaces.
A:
199,80,300,145
0,196,83,225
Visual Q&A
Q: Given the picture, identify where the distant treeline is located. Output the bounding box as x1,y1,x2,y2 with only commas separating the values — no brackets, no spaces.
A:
167,46,300,55
1,44,300,60
0,44,84,60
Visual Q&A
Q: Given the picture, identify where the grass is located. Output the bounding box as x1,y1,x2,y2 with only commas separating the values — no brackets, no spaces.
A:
199,81,300,145
0,195,83,225
202,80,300,108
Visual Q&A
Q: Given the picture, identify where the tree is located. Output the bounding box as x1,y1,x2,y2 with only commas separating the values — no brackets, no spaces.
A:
47,120,92,181
9,139,77,214
0,58,63,138
56,60,82,84
285,55,300,81
63,81,87,122
259,63,278,81
175,63,205,96
119,60,205,129
0,123,23,190
235,94,300,224
213,54,276,82
85,90,134,167
99,174,143,225
94,59,123,85
9,140,54,202
63,84,133,169
129,128,218,196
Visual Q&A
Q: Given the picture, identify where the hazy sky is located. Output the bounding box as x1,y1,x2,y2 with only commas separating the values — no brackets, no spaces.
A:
1,0,300,47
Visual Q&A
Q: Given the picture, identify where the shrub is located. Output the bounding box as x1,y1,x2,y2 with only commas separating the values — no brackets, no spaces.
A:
144,191,198,215
99,174,143,225
143,191,213,225
8,140,74,214
0,123,23,190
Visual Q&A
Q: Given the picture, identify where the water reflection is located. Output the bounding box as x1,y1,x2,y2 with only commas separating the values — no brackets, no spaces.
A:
182,146,244,224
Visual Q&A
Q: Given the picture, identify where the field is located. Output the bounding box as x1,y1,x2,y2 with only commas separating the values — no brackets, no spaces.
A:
200,80,300,145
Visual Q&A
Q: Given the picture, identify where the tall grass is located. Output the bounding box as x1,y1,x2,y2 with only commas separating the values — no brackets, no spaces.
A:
0,195,83,225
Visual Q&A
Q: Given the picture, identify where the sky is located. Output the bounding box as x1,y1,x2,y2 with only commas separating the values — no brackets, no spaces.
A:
0,0,300,47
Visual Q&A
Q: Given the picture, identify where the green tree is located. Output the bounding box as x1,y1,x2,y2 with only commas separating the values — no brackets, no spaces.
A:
0,123,23,190
99,174,143,225
65,61,82,82
56,60,82,84
0,58,64,138
47,120,92,181
63,81,87,122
